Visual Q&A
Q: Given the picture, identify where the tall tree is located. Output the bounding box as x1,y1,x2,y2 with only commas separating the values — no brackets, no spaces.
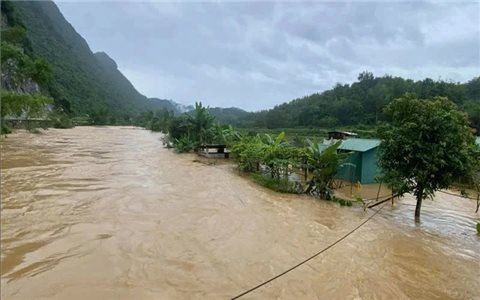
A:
378,93,480,219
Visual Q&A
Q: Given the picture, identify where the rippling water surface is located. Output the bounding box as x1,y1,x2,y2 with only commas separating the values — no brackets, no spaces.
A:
1,127,479,299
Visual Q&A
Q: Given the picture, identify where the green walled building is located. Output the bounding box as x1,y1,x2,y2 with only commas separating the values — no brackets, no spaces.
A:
335,138,382,184
332,136,478,184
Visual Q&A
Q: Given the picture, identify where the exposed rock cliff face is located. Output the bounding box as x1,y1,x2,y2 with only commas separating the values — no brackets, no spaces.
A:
1,58,40,93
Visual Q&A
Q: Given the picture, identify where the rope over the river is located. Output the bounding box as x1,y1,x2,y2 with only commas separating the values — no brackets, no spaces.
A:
230,203,387,299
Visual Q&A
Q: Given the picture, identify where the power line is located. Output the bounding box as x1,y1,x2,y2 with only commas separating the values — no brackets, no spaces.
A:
230,203,387,299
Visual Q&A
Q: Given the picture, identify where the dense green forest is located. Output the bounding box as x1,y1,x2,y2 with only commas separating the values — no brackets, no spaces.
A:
2,0,180,125
215,73,480,132
1,0,56,132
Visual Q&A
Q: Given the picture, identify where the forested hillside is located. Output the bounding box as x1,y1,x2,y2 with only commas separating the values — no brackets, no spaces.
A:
208,107,250,125
228,73,480,132
4,0,179,124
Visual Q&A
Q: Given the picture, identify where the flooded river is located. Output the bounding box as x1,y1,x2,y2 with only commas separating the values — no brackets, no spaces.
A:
1,127,479,299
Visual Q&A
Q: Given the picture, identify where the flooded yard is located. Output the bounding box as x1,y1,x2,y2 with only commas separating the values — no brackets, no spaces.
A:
1,127,479,299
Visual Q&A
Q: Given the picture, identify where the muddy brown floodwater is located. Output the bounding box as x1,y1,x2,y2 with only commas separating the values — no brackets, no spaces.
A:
1,127,479,300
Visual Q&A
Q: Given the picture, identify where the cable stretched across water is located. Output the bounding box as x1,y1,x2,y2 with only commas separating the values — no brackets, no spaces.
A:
230,203,387,299
438,189,479,201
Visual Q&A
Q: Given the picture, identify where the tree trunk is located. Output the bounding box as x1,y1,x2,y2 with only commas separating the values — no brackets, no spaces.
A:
475,194,479,213
415,190,423,220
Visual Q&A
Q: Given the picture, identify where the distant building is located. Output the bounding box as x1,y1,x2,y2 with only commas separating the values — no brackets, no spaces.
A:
327,130,358,140
335,138,381,184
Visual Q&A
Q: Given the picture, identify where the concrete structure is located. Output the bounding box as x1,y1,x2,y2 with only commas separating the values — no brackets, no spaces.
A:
197,144,230,159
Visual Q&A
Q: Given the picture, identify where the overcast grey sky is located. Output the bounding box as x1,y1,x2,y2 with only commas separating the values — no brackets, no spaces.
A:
55,1,480,111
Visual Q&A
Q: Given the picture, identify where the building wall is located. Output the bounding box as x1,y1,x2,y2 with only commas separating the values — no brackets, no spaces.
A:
336,152,362,183
360,148,381,184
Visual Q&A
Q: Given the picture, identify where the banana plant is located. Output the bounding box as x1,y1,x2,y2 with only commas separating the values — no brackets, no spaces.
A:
304,140,349,198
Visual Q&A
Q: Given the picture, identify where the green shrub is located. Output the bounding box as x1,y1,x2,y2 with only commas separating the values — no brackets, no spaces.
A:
1,123,12,135
51,113,74,129
232,137,266,172
174,136,195,153
251,173,297,193
355,196,365,205
331,196,352,207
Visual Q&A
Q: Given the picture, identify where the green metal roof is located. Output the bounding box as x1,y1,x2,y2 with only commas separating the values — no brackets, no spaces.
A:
476,137,480,145
339,138,381,152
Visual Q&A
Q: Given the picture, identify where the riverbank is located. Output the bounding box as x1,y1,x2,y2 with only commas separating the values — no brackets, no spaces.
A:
1,127,479,299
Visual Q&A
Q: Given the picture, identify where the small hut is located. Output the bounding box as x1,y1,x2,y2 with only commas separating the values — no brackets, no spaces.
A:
335,138,381,184
197,144,230,159
327,130,358,140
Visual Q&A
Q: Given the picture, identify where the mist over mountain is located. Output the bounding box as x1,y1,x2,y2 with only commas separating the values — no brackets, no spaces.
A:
6,0,186,121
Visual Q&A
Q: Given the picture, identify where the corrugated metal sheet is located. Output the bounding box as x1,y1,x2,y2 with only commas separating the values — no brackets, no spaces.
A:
339,138,381,152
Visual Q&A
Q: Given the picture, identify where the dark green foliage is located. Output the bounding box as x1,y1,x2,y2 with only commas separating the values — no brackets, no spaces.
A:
29,58,52,85
1,90,53,118
164,102,227,151
186,102,216,145
70,116,90,126
168,114,191,141
4,0,182,124
50,112,74,129
52,96,72,115
215,74,480,132
135,109,174,132
208,107,250,126
148,98,185,112
378,94,480,219
231,132,349,198
304,141,348,198
231,136,266,172
0,3,59,134
261,132,299,179
1,1,33,53
1,123,12,135
88,104,109,125
1,25,28,46
1,90,53,132
174,135,196,153
0,42,51,89
212,124,242,146
232,132,300,179
331,196,353,206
